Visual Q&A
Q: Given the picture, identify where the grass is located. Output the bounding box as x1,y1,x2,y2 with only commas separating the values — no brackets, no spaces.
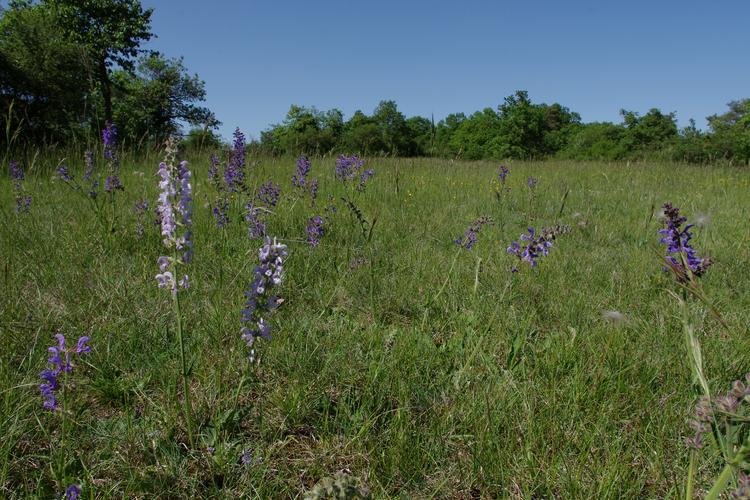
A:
1,155,749,497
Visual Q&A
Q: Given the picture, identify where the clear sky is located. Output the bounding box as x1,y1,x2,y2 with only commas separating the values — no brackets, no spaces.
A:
142,0,750,140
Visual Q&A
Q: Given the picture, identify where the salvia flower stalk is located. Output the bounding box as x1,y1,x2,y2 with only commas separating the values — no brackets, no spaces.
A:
507,227,553,270
454,216,492,250
686,373,750,498
134,200,150,238
154,140,196,447
336,155,374,191
306,215,326,247
245,181,281,239
155,158,193,293
39,333,91,411
225,128,247,192
292,155,319,204
240,236,288,363
102,122,123,194
10,160,31,214
292,155,311,188
659,202,712,283
498,165,510,184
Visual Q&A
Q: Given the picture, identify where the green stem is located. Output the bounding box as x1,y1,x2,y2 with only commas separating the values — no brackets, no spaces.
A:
172,287,195,449
705,463,734,500
685,449,696,500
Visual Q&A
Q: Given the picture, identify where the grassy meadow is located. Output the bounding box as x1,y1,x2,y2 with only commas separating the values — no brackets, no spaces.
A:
1,155,750,498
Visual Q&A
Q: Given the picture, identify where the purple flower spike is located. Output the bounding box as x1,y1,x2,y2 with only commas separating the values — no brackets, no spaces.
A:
306,215,326,247
240,237,287,362
39,333,90,411
102,122,118,160
507,226,555,269
10,160,31,214
659,202,712,282
498,165,510,184
156,155,193,293
455,216,492,250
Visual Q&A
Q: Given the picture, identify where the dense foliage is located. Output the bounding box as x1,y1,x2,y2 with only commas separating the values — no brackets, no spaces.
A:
258,93,750,165
0,0,216,148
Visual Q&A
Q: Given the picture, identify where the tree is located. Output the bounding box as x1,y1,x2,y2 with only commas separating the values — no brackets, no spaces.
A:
619,108,677,151
706,100,750,162
111,53,215,145
46,0,153,123
341,110,384,155
372,100,409,155
0,2,93,143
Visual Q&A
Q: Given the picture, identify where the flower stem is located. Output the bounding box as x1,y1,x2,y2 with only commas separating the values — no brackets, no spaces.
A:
172,286,195,449
705,463,734,500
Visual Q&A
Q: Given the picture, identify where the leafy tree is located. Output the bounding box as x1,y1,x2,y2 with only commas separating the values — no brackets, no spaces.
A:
341,110,384,155
111,53,215,145
182,127,222,152
404,116,433,156
448,108,502,160
705,100,750,163
46,0,153,124
558,122,629,160
0,2,93,143
434,113,466,157
620,108,678,151
373,100,408,155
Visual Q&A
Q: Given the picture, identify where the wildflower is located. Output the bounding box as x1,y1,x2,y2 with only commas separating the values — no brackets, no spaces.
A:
540,225,572,242
292,155,311,188
686,375,750,450
240,236,287,362
309,178,319,203
10,160,31,214
527,176,538,189
225,128,246,192
358,169,375,191
208,154,221,188
102,122,118,160
39,333,90,411
239,449,254,465
56,165,73,183
257,181,280,208
507,227,553,269
335,155,367,184
498,165,509,184
245,203,267,239
454,216,492,250
105,174,124,193
135,200,150,238
83,151,95,182
306,215,325,247
212,198,230,228
155,157,193,293
65,484,82,500
659,202,712,282
732,472,750,500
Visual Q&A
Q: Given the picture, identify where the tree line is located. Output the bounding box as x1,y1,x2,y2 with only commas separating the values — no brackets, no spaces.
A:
259,92,750,164
1,1,748,164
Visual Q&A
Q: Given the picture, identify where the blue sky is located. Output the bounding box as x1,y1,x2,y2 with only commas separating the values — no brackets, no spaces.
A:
142,0,750,140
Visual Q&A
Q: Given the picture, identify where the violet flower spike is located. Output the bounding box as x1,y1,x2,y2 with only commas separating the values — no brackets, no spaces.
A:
155,157,193,292
38,333,91,411
306,215,325,247
240,236,287,362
